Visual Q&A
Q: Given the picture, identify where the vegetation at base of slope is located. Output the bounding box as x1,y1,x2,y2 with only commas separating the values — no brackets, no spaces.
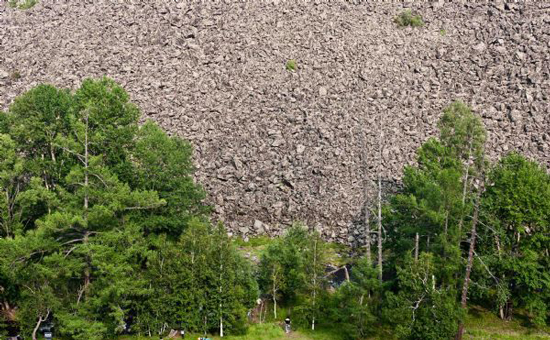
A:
463,306,550,340
113,308,550,340
235,236,351,268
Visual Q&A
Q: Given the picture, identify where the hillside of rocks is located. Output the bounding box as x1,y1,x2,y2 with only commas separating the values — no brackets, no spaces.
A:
1,1,549,242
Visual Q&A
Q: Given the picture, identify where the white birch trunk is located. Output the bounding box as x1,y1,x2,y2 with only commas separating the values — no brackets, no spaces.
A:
377,123,383,282
414,233,419,262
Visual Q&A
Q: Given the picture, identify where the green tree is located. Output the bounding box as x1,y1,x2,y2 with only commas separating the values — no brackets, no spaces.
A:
258,224,309,319
0,78,220,339
6,84,73,193
301,230,327,331
383,253,463,340
438,101,486,241
331,256,380,340
130,121,208,237
478,153,550,325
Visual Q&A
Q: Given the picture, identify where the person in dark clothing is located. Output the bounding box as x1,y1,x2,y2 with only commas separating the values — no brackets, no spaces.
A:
284,317,291,333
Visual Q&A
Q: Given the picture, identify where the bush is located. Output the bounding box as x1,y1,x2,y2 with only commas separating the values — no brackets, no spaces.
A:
8,0,38,9
286,59,297,72
395,10,424,28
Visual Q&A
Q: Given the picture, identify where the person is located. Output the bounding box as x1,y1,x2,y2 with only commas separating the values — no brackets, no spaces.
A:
284,317,291,333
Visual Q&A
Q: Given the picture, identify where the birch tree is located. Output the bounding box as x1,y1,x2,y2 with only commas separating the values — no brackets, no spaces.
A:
438,102,486,243
455,175,484,340
303,230,326,330
478,153,550,325
377,114,384,282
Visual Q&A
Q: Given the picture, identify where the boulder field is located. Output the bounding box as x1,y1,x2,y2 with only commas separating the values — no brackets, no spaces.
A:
1,1,549,242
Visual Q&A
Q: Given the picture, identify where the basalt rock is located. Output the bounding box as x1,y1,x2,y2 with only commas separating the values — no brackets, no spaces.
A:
1,2,549,243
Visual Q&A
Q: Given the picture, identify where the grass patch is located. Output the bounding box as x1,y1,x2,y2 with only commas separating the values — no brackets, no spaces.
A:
111,310,550,340
8,0,38,9
464,329,550,340
439,29,447,36
464,306,550,339
286,59,297,72
223,323,284,340
233,235,272,248
394,9,424,27
234,235,272,262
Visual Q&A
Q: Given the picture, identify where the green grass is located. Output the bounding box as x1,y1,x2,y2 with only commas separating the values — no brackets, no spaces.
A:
116,324,340,340
113,311,550,340
234,235,272,262
463,306,550,340
112,307,547,340
234,235,272,248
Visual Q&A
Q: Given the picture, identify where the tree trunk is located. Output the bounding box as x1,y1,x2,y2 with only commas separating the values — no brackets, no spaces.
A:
32,310,50,340
455,184,482,340
414,233,419,262
364,186,372,265
426,235,430,252
84,112,89,211
219,236,224,337
312,236,317,331
377,166,383,282
376,112,384,282
457,140,473,242
360,116,372,266
273,291,277,319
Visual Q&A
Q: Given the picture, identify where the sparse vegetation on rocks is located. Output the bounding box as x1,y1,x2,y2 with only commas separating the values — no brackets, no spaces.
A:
395,9,424,27
286,59,297,71
9,71,21,81
8,0,38,10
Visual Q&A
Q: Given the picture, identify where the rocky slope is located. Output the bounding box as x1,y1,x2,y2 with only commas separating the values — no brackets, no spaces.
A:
1,1,549,242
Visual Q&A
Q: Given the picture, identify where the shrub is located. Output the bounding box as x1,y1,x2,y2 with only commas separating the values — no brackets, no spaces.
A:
8,0,38,9
286,59,297,72
395,10,424,28
9,71,21,81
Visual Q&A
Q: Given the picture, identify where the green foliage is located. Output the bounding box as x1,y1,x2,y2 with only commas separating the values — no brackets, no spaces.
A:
224,323,284,340
258,224,310,308
8,0,38,9
1,81,548,340
438,101,486,167
328,257,380,340
476,153,550,326
394,10,424,28
0,79,252,340
383,254,464,340
131,121,208,237
286,59,297,71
